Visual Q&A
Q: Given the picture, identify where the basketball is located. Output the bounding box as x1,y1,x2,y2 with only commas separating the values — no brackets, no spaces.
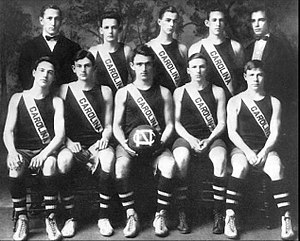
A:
128,125,161,154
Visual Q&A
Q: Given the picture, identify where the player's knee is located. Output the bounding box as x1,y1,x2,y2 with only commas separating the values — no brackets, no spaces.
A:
42,156,57,176
115,157,131,179
9,166,25,178
159,157,176,178
264,162,284,180
232,162,249,178
57,152,73,174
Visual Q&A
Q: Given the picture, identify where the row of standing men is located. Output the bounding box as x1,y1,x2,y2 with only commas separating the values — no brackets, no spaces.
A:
4,3,296,241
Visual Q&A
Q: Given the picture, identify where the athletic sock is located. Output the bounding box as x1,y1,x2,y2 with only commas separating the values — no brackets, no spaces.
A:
225,176,245,214
174,178,188,211
213,176,227,214
157,176,173,212
116,178,135,211
9,177,27,218
43,176,58,217
98,170,112,219
272,179,291,216
58,173,75,220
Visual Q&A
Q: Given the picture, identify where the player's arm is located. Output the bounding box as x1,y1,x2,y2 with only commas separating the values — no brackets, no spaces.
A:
3,93,23,169
160,86,174,145
256,97,281,163
178,43,188,63
98,86,113,150
124,44,134,82
231,40,245,68
188,41,201,58
173,87,201,152
57,84,68,100
113,88,136,155
227,95,257,164
206,85,226,144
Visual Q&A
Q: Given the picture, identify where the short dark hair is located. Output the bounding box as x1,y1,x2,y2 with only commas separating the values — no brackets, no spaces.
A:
188,53,208,64
40,4,62,19
100,10,122,27
158,6,179,19
131,45,155,63
250,4,272,22
73,50,95,66
244,60,264,73
33,56,56,70
206,3,227,20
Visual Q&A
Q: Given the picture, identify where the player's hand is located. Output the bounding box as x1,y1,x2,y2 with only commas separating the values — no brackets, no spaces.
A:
7,152,23,170
96,138,109,150
188,137,202,153
245,149,258,166
255,149,268,167
199,139,209,152
29,152,47,170
123,140,138,157
66,139,82,153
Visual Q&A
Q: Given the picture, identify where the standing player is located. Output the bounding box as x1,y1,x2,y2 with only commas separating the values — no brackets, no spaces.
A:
3,56,71,241
89,11,132,96
58,50,115,237
113,45,176,238
173,53,227,234
224,60,294,240
146,6,189,93
188,3,245,102
19,4,81,90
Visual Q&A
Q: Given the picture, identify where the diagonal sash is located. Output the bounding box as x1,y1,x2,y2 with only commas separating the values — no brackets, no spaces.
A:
69,85,103,133
202,39,234,95
242,96,270,138
23,91,51,144
97,45,124,89
185,85,216,132
148,41,180,87
127,84,161,132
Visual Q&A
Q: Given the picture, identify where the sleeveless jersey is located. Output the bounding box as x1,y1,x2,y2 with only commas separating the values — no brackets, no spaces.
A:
153,40,188,93
94,43,128,95
181,84,217,139
15,95,55,150
237,95,272,149
64,86,105,146
200,39,241,101
124,84,165,137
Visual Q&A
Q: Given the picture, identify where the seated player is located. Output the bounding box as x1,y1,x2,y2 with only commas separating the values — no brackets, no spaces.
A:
3,56,71,241
113,45,176,238
58,50,115,237
224,60,295,240
172,53,227,234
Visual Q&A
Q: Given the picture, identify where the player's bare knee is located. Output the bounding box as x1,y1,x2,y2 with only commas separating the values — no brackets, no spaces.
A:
57,153,73,174
232,163,249,179
42,156,57,176
264,162,284,180
159,158,175,178
9,167,25,178
115,158,131,179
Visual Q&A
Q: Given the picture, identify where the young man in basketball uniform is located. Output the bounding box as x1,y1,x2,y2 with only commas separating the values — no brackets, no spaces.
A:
3,56,72,241
188,3,245,102
224,60,294,240
89,11,132,96
146,6,189,94
58,50,115,237
113,45,176,238
172,53,227,234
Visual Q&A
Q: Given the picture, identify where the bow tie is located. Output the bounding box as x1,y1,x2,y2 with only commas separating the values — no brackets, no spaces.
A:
255,35,269,41
45,35,59,41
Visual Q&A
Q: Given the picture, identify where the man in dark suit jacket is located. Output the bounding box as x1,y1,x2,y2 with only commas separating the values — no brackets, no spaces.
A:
245,5,297,108
19,4,81,91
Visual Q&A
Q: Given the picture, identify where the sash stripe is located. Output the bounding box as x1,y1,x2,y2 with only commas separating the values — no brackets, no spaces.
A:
97,46,124,89
149,41,180,87
185,85,216,132
127,84,161,132
202,39,234,95
23,92,51,145
242,96,270,138
70,85,103,133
